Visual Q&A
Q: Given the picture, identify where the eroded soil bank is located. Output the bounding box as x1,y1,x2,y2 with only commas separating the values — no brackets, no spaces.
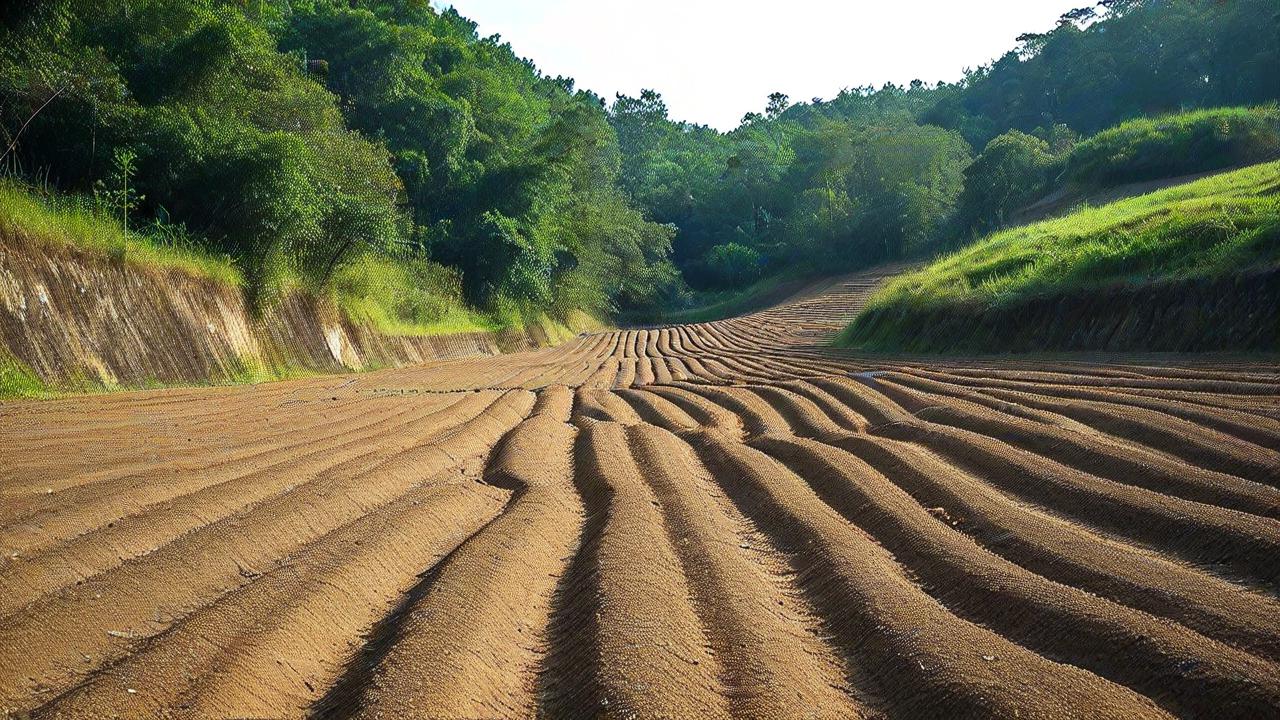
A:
0,235,569,392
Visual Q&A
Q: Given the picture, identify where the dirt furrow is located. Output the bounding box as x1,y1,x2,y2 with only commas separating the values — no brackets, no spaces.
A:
33,479,505,720
0,392,492,616
824,432,1280,661
539,421,731,719
753,434,1280,717
871,377,1280,518
626,423,868,718
0,389,534,712
321,386,584,719
690,429,1169,720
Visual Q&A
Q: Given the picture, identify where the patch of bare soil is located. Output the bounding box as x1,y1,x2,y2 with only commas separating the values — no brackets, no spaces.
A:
3,265,1279,718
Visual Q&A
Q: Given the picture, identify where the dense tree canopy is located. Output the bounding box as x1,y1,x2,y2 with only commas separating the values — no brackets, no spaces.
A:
608,0,1280,291
2,0,1277,312
0,0,677,317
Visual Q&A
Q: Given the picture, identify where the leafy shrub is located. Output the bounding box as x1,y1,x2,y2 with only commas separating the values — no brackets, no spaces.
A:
704,243,764,287
957,130,1058,234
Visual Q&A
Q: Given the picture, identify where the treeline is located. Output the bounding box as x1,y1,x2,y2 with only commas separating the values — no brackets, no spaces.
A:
0,0,677,327
2,0,1277,321
612,0,1280,292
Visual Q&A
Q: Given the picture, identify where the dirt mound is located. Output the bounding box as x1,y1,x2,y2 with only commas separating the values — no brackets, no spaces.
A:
3,264,1279,718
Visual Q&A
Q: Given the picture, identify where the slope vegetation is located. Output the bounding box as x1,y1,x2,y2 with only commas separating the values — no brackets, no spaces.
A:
840,161,1280,352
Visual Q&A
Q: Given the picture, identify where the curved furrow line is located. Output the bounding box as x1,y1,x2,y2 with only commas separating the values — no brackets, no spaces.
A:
966,384,1280,486
689,355,761,384
581,357,620,390
689,430,1170,720
538,421,732,720
935,367,1279,396
326,387,584,719
639,385,749,436
666,382,792,436
614,357,637,389
806,375,1280,589
0,389,535,712
678,350,773,382
634,355,656,386
821,431,1280,662
0,392,495,616
776,379,870,432
662,355,692,382
899,368,1280,447
650,355,674,384
626,423,872,718
0,393,461,549
32,480,505,720
614,387,700,432
573,388,643,426
675,354,725,384
739,384,851,438
0,382,303,444
873,418,1280,589
884,367,1280,484
752,435,1280,717
0,392,389,499
870,377,1280,518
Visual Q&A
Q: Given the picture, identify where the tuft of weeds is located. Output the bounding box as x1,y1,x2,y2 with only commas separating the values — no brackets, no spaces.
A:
0,352,48,400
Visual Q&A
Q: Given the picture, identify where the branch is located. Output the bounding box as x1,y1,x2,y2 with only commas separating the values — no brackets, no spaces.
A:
0,84,67,167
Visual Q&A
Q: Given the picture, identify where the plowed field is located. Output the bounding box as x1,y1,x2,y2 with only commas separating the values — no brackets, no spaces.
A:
3,267,1280,719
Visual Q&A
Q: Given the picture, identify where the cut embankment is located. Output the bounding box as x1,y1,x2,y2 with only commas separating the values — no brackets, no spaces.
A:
0,232,591,396
839,161,1280,353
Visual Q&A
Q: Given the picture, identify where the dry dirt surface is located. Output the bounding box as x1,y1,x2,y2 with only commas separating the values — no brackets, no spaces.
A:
3,266,1280,719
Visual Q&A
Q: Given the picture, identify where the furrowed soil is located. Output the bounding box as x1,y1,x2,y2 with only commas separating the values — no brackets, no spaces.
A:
3,266,1279,719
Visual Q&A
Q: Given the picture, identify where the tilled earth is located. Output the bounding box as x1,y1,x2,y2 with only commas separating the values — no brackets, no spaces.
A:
3,267,1280,719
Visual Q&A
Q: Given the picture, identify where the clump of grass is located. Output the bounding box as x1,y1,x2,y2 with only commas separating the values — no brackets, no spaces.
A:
0,351,49,400
330,253,499,336
840,160,1280,348
0,180,243,286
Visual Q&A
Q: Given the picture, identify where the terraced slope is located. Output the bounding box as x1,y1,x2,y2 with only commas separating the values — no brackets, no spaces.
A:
3,266,1279,719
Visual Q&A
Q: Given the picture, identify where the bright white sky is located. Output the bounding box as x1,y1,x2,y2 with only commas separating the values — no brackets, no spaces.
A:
443,1,1085,131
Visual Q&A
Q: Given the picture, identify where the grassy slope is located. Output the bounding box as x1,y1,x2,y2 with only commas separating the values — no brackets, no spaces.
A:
839,161,1280,352
0,182,599,398
0,182,244,286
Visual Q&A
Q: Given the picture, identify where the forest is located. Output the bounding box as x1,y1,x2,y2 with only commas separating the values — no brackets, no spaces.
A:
1,0,1277,328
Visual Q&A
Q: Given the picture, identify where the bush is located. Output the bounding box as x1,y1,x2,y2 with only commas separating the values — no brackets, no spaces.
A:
1064,106,1280,187
704,242,764,287
957,130,1058,234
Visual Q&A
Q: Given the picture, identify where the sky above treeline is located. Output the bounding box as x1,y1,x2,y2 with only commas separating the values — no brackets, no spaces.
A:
443,0,1086,131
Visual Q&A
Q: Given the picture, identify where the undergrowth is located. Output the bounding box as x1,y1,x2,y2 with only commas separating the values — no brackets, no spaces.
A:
0,180,244,286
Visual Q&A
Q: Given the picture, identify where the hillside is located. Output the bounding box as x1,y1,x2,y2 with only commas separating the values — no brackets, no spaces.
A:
0,181,595,398
839,161,1280,353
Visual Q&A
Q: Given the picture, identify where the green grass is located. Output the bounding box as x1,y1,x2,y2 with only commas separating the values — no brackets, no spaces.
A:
330,253,501,336
0,180,244,286
1064,105,1280,188
624,272,811,325
0,351,50,400
839,160,1280,349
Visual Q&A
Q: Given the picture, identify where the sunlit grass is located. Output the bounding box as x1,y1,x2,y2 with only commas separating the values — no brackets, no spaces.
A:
0,351,49,400
0,180,244,286
839,160,1280,348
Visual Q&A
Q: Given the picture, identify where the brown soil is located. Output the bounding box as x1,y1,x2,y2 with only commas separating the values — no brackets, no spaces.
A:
3,266,1280,719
